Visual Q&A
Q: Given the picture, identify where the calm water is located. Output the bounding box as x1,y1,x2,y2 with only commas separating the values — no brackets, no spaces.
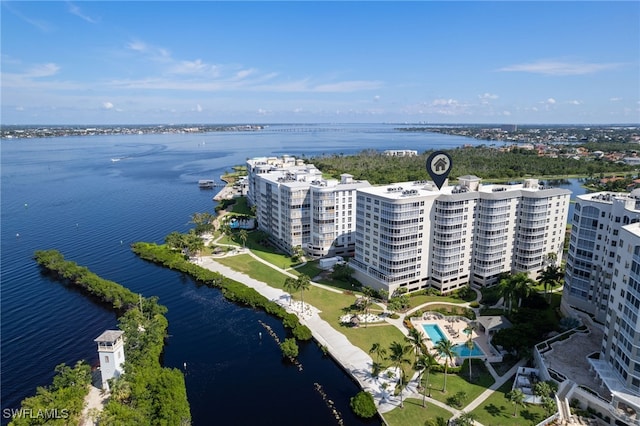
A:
0,124,585,425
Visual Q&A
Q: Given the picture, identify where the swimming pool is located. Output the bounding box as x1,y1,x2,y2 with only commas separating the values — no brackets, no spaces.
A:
421,324,485,357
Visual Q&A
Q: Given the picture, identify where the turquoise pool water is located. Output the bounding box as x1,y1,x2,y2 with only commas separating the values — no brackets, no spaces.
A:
422,324,485,357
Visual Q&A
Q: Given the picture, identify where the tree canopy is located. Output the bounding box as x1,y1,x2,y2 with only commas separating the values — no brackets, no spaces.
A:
308,147,634,185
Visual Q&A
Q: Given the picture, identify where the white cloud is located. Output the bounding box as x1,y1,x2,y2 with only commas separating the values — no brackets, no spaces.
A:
3,2,53,32
479,93,499,100
312,80,383,93
170,59,219,76
126,40,148,53
610,97,623,102
432,98,459,106
103,102,114,109
126,40,170,62
568,100,582,105
498,60,623,76
67,2,98,24
373,95,380,102
546,98,556,105
502,111,511,116
196,104,202,112
27,63,60,78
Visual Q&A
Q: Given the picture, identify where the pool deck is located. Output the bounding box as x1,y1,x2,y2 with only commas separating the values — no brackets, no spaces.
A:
411,315,498,363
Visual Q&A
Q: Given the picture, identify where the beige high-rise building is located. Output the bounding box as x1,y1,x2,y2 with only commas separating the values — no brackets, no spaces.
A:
246,156,371,258
350,177,570,295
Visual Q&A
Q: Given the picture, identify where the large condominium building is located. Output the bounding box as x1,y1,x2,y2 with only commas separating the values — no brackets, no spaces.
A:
559,192,640,424
588,221,640,424
246,156,371,258
350,176,570,295
563,191,640,323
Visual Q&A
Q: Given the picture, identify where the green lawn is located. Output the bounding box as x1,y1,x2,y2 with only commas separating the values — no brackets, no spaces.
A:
215,254,289,288
214,254,408,367
382,397,454,426
470,380,551,426
213,248,539,423
290,261,323,279
422,360,495,408
409,294,468,308
239,231,300,269
229,196,252,215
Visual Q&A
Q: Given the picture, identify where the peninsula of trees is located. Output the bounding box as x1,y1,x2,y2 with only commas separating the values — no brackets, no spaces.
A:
26,250,191,426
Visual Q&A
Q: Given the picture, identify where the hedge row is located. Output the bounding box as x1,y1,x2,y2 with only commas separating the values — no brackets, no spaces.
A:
34,249,139,311
131,242,312,341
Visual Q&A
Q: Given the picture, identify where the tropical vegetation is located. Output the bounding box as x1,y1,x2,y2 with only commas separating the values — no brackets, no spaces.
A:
31,249,191,425
350,391,377,419
8,361,92,426
131,241,312,344
307,147,635,184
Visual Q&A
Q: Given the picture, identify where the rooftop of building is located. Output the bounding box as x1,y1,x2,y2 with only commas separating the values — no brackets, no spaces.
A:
578,189,640,203
622,222,640,239
357,177,571,200
94,330,124,343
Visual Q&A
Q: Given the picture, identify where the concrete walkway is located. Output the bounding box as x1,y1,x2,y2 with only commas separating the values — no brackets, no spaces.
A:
195,241,524,423
197,254,409,412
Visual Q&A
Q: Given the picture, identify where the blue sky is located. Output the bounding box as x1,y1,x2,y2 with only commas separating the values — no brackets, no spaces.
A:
2,1,639,125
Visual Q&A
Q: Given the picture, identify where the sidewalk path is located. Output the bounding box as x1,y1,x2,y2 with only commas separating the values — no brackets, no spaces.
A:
197,241,523,422
197,255,409,413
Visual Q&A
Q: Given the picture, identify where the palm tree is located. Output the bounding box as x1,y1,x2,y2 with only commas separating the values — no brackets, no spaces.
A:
283,277,298,306
190,212,215,235
296,274,311,310
369,342,387,363
387,341,411,408
507,388,526,417
433,338,456,393
499,272,536,312
498,275,517,313
405,327,426,364
238,229,248,248
165,231,185,251
539,264,564,301
361,286,375,328
415,351,436,408
369,342,387,377
456,411,477,426
184,229,204,257
463,321,477,379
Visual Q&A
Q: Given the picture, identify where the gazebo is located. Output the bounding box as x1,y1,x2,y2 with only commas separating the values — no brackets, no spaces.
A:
476,316,512,338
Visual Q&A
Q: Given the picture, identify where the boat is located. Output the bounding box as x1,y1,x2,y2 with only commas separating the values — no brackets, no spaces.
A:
198,180,217,188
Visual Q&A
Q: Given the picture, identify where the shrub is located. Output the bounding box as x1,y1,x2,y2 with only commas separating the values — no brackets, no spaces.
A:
350,391,377,418
280,338,299,359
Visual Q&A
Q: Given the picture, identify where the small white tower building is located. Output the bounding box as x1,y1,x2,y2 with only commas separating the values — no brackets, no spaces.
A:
94,330,125,390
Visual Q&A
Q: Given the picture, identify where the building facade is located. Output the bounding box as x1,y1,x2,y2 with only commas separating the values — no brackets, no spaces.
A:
586,222,640,424
562,191,640,323
247,156,371,258
350,177,570,295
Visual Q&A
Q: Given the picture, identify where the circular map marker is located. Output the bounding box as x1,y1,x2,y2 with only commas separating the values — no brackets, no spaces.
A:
426,151,452,190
